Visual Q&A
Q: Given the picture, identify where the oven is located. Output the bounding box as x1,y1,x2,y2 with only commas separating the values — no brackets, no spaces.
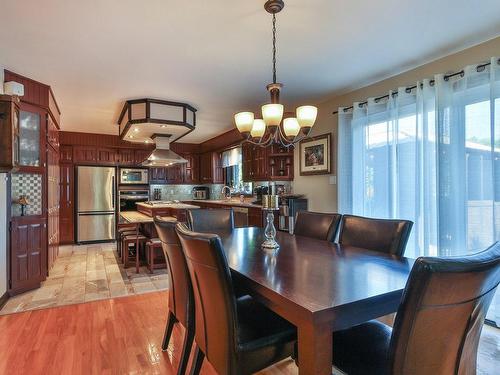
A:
119,189,150,213
119,168,149,185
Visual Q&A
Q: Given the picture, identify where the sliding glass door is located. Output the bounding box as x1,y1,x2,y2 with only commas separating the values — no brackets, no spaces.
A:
338,58,500,326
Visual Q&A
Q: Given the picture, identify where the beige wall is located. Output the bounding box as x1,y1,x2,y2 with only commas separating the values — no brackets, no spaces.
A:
293,36,500,212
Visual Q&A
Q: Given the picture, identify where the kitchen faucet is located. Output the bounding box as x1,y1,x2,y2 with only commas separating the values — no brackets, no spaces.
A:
221,185,231,200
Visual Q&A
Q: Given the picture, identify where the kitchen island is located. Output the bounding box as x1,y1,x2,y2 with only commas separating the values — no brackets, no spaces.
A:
183,199,268,228
136,201,200,222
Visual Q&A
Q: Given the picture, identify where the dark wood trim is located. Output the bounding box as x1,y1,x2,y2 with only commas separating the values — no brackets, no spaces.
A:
4,70,61,129
199,128,244,153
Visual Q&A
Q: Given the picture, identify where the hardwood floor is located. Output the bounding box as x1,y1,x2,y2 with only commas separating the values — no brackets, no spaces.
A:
0,291,497,374
1,243,168,315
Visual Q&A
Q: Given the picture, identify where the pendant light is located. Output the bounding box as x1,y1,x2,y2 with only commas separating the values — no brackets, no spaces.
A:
234,0,317,148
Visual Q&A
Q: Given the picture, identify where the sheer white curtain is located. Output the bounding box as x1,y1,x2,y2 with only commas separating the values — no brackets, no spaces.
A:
338,57,500,324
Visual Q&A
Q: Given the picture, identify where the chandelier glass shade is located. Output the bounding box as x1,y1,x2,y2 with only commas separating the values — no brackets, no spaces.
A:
234,0,317,148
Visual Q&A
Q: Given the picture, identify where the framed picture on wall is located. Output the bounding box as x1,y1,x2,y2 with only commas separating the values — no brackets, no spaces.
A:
299,133,332,176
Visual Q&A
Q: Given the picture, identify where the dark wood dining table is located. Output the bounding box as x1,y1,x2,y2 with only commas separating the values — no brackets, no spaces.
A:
217,227,415,375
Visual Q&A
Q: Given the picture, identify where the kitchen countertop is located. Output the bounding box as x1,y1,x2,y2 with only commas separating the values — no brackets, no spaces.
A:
184,199,264,209
136,202,200,210
120,211,155,224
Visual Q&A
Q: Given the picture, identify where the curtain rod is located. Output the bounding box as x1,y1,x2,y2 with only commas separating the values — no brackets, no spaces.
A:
332,60,497,115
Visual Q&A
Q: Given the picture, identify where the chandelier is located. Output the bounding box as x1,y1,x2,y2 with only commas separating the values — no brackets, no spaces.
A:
234,0,317,148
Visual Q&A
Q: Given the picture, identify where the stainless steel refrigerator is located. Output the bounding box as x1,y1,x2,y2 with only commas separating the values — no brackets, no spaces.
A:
76,166,116,243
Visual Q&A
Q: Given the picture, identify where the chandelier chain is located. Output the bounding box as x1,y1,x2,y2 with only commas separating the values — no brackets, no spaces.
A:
272,13,277,84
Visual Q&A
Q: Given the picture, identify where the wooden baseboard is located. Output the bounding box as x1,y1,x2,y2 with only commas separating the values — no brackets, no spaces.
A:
0,291,9,310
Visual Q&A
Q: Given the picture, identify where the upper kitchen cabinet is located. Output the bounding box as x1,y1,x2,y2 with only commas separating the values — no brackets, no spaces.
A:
59,145,73,164
73,146,119,165
149,167,168,184
118,149,135,165
242,143,268,181
134,149,152,166
73,145,97,164
183,153,199,184
18,103,47,173
242,143,294,181
167,164,184,184
95,147,119,165
0,95,20,172
200,151,223,184
47,116,60,150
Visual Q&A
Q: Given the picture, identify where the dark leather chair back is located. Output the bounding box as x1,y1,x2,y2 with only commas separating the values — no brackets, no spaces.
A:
187,208,234,233
294,211,342,242
339,214,413,256
175,223,238,374
389,242,500,374
153,216,193,327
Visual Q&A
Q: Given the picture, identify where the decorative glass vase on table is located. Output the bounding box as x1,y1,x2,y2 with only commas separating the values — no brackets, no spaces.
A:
261,185,280,251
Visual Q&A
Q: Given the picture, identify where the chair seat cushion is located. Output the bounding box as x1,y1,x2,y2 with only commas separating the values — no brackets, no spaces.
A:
235,295,296,374
333,320,392,375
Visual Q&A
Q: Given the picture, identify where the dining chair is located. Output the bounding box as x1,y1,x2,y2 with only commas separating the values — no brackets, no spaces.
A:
153,217,194,375
175,223,297,375
293,211,342,242
331,242,500,375
187,208,234,233
338,214,413,256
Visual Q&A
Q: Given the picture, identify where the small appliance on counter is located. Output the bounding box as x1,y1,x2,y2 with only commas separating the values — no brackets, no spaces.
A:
253,184,285,205
152,187,162,201
119,167,149,185
192,186,209,200
278,195,308,234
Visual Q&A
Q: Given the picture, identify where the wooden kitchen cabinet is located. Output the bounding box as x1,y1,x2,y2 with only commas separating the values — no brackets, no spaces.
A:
60,145,73,163
242,143,293,181
149,167,168,184
59,164,74,244
200,151,223,184
10,216,47,294
0,95,20,172
96,147,119,165
73,145,97,164
47,145,60,270
118,148,135,165
242,144,268,181
134,149,152,165
47,116,60,150
167,164,184,184
182,153,199,184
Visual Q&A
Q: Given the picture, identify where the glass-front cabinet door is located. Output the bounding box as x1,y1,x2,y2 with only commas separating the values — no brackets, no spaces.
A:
19,110,41,167
17,103,46,172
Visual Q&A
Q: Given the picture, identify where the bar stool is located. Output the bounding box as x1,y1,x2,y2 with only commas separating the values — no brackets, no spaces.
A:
122,233,148,270
117,225,136,257
119,230,137,259
145,238,166,273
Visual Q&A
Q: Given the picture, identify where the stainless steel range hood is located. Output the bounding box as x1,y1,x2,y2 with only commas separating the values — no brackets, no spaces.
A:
141,135,187,167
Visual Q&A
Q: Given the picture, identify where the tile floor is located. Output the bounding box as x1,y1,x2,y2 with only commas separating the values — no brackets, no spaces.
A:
0,242,168,315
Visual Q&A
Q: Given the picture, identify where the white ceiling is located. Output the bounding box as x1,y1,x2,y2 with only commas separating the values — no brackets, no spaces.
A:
1,0,499,143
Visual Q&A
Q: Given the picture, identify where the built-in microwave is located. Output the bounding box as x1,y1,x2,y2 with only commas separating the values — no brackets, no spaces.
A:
119,168,149,185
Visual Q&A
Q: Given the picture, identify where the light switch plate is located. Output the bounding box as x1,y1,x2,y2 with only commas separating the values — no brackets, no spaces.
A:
329,175,337,185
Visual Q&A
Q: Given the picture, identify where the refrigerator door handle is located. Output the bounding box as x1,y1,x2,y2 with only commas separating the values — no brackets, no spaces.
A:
112,175,115,209
78,211,115,216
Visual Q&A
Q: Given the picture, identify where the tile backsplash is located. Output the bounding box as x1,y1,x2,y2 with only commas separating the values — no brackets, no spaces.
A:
11,173,43,216
150,181,293,201
150,184,224,201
